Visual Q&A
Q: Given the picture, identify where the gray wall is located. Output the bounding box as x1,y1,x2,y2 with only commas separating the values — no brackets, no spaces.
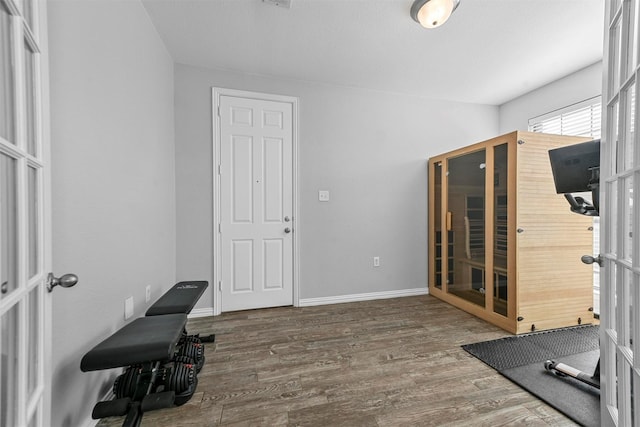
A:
499,62,603,133
48,2,176,426
175,64,499,308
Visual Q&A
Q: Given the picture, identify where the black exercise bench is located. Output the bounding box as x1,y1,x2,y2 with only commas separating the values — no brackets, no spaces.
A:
146,280,210,317
146,280,215,371
81,280,212,427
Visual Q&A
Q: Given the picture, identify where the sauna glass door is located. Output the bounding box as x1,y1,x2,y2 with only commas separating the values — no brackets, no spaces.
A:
446,149,487,307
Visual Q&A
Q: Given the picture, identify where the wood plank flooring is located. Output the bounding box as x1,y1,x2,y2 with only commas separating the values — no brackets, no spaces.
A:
97,295,579,426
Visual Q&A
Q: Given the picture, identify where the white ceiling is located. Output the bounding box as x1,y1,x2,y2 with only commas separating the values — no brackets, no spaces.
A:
142,0,605,106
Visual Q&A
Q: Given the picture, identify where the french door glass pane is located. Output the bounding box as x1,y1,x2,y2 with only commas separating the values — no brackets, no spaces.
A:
25,39,36,156
1,305,19,427
27,287,40,396
607,180,619,256
610,17,622,96
623,176,633,261
28,166,38,278
610,262,619,334
627,0,638,75
610,101,620,174
606,335,619,410
623,83,635,171
0,4,16,144
622,267,634,350
617,353,633,425
1,154,18,299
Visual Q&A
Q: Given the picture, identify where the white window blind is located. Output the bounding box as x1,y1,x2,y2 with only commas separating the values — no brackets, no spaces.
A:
528,96,602,138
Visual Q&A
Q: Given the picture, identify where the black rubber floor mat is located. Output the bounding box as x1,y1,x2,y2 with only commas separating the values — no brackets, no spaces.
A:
462,325,599,371
462,325,600,427
502,350,600,427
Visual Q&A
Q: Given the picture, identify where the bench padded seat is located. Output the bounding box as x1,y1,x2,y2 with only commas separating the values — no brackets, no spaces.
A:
145,281,208,316
81,314,187,372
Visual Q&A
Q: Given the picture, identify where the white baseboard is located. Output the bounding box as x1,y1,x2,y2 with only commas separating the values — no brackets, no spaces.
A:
188,307,215,318
185,288,429,317
298,287,429,307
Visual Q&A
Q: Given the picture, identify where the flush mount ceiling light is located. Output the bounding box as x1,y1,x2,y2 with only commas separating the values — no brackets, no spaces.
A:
410,0,460,29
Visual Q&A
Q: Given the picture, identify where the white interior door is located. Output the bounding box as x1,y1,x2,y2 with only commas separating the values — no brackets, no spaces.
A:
0,1,51,426
601,0,640,425
217,93,294,312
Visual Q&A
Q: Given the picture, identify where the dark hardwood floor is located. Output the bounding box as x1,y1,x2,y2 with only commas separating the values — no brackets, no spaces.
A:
98,295,579,426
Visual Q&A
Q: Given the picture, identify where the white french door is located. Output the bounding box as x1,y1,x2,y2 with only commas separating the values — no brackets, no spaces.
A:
214,89,298,313
601,0,640,425
0,1,50,426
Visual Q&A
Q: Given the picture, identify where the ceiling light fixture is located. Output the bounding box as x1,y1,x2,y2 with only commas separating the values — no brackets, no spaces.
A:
410,0,460,29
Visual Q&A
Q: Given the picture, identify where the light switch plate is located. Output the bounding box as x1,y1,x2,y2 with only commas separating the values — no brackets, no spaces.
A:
319,190,330,202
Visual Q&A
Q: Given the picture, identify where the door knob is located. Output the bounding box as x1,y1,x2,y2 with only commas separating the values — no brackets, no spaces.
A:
47,273,79,293
581,255,603,267
284,227,291,233
284,216,291,222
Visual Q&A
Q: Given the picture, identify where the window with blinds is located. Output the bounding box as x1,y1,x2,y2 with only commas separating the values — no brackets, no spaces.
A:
528,96,602,138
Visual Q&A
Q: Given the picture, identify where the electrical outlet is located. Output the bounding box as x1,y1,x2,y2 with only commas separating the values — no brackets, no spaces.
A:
124,296,134,320
318,190,330,202
373,256,380,267
145,285,151,302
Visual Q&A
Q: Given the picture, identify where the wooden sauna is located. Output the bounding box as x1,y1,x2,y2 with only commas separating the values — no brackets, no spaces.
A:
428,131,596,334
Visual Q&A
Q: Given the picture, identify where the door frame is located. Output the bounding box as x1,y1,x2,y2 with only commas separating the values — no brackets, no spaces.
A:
212,87,299,315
